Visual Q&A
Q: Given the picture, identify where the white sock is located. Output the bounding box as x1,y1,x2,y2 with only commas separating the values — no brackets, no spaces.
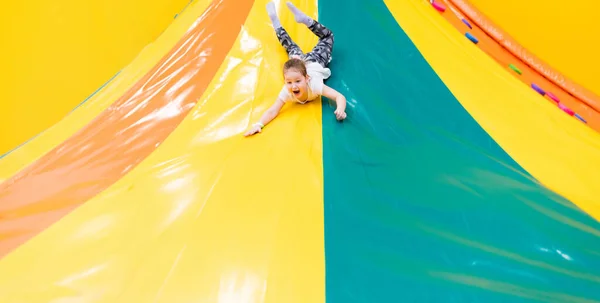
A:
286,2,313,26
266,2,282,28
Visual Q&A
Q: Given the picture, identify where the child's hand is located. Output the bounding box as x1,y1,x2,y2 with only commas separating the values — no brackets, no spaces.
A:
334,108,347,121
244,124,263,136
322,85,347,121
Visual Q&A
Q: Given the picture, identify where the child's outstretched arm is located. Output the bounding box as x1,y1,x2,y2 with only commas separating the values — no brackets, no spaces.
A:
322,84,347,120
244,98,285,136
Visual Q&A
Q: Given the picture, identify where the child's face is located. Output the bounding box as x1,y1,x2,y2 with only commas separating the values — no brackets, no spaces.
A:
284,69,309,100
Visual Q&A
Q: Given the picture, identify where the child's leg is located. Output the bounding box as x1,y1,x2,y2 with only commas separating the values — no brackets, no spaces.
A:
275,27,304,58
285,2,334,66
305,21,334,66
267,2,304,58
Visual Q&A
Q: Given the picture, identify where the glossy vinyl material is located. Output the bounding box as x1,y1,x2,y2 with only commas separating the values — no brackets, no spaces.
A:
390,0,600,225
465,0,600,98
0,0,325,301
0,0,253,259
446,0,600,129
0,0,191,155
1,0,600,302
0,0,215,184
323,0,600,301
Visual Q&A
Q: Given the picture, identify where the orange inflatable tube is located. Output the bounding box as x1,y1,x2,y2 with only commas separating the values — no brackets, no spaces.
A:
439,0,600,131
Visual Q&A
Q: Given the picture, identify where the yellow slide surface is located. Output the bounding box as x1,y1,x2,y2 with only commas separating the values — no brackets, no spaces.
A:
0,0,209,182
0,0,191,155
467,0,600,97
0,0,324,302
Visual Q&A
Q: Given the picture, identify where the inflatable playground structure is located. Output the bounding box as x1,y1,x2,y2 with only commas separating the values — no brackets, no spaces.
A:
2,0,600,301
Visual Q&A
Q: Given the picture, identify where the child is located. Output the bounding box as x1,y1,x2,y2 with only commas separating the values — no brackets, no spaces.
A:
244,1,347,137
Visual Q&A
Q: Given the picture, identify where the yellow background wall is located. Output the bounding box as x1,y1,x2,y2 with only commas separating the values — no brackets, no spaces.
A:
0,0,190,155
468,0,600,97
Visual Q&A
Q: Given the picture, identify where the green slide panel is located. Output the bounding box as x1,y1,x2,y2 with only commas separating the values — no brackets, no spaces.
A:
320,0,600,302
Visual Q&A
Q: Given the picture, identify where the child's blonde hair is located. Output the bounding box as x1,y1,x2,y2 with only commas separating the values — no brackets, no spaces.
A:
283,58,307,77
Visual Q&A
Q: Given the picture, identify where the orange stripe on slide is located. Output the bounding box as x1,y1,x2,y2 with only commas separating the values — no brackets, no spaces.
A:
0,0,254,259
447,0,600,118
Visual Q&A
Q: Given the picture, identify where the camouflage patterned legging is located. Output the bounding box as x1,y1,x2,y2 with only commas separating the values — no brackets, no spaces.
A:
275,20,335,67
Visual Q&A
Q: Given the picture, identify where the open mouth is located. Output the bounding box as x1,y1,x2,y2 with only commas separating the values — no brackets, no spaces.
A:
292,89,301,96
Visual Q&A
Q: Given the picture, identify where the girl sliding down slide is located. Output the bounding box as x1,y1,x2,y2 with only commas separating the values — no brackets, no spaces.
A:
245,1,347,137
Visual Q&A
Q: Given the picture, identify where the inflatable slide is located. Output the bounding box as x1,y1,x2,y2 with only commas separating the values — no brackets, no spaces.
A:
1,0,600,301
